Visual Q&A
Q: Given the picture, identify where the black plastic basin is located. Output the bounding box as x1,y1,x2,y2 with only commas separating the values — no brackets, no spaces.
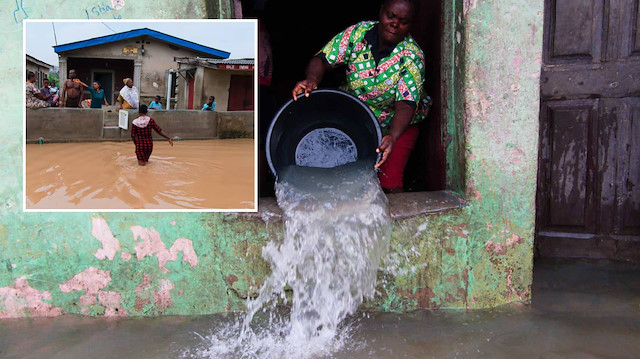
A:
266,89,382,178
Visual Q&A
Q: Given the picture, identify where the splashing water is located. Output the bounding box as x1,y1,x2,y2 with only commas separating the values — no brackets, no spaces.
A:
186,161,391,358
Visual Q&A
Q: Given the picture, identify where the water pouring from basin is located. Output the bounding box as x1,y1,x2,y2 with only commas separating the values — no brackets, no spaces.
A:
191,90,389,358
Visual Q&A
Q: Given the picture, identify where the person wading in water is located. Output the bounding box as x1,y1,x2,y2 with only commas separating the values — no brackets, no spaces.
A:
131,105,173,166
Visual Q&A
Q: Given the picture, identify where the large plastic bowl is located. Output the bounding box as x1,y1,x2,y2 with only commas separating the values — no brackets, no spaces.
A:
266,89,382,178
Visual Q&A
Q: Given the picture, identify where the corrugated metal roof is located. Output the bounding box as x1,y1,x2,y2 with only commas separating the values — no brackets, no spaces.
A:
53,28,230,59
176,57,254,65
26,54,54,68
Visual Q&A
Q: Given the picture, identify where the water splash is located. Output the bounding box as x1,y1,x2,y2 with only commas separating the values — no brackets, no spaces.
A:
188,161,390,358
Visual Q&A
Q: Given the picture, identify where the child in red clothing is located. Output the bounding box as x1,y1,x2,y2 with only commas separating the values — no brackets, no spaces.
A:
131,105,173,166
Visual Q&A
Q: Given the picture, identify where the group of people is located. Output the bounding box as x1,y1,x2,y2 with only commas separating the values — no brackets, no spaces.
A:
25,72,57,109
26,70,166,111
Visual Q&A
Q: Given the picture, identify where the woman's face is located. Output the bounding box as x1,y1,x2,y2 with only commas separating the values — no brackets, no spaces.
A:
126,79,133,88
93,82,100,90
378,0,414,47
28,75,36,83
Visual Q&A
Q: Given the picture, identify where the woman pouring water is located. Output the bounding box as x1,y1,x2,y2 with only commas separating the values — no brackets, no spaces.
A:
292,0,430,193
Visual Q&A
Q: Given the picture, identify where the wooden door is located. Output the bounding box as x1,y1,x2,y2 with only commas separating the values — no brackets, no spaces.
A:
536,0,640,260
228,75,254,111
188,75,195,110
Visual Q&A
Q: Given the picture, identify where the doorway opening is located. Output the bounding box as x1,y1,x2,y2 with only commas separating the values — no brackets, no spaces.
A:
67,58,134,106
91,71,114,105
245,0,445,197
228,74,255,111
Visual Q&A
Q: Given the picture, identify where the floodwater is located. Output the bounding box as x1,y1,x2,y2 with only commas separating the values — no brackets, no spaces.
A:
25,139,255,210
226,161,391,357
1,259,638,358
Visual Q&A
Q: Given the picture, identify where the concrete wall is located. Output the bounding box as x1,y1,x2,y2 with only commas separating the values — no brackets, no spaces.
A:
2,0,543,317
217,111,254,139
25,109,254,142
26,108,104,141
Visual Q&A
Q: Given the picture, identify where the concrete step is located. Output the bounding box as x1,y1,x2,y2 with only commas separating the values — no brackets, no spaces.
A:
104,112,120,126
103,126,121,140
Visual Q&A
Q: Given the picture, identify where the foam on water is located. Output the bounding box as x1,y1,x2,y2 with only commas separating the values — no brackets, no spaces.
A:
186,161,390,358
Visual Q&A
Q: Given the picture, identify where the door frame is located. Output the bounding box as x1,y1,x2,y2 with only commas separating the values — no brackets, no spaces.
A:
90,69,115,105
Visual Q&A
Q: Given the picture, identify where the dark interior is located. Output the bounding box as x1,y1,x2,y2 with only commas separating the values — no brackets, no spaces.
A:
245,0,444,196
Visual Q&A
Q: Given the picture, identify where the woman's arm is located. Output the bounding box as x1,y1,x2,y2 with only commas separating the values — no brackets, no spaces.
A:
292,56,331,100
375,101,414,169
73,79,89,88
33,90,46,100
151,120,174,146
159,130,173,146
116,94,124,110
103,92,109,106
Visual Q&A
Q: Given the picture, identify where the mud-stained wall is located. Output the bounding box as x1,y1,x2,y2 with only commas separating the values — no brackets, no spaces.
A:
1,0,543,317
201,68,232,111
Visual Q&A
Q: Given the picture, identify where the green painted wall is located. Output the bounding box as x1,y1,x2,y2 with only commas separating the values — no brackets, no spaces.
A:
0,0,543,317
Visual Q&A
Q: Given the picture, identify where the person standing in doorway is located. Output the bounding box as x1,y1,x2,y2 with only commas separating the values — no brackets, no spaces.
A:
201,96,216,111
149,95,162,110
291,0,430,193
130,105,173,166
89,81,109,108
59,69,85,108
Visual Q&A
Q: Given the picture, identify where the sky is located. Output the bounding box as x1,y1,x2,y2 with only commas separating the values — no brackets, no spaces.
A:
25,20,256,67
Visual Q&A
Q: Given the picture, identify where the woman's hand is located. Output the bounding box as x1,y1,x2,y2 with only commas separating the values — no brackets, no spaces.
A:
375,135,396,168
168,138,174,146
292,79,318,100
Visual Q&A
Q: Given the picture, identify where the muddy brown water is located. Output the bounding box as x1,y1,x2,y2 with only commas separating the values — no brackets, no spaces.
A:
25,139,255,210
0,259,638,358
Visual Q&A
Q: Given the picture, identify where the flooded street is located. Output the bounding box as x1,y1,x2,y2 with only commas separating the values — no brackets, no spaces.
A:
1,258,638,358
25,139,255,210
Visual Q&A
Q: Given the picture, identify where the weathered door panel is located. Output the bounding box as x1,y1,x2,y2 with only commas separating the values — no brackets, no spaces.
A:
537,0,640,260
228,75,253,111
617,99,640,234
544,0,606,64
538,100,598,232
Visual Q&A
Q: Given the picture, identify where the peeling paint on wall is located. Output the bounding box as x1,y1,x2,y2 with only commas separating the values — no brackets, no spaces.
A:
131,226,198,273
92,217,121,260
0,277,62,318
0,0,542,317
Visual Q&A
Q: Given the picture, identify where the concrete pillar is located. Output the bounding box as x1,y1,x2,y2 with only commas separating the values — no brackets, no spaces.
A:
133,60,142,91
194,67,205,109
58,57,67,88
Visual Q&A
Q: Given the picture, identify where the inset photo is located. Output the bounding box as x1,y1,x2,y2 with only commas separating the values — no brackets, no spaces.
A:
24,20,257,211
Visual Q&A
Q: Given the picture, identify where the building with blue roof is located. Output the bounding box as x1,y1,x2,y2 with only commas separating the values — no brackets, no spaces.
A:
54,28,233,108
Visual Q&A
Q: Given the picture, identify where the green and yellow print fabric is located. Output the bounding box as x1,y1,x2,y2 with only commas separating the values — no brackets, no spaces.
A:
320,21,431,129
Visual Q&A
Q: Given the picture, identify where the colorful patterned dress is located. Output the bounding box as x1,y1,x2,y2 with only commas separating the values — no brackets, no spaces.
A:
319,21,431,131
26,81,49,109
131,116,163,162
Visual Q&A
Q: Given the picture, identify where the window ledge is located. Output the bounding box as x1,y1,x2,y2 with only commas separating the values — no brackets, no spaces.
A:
245,191,465,222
